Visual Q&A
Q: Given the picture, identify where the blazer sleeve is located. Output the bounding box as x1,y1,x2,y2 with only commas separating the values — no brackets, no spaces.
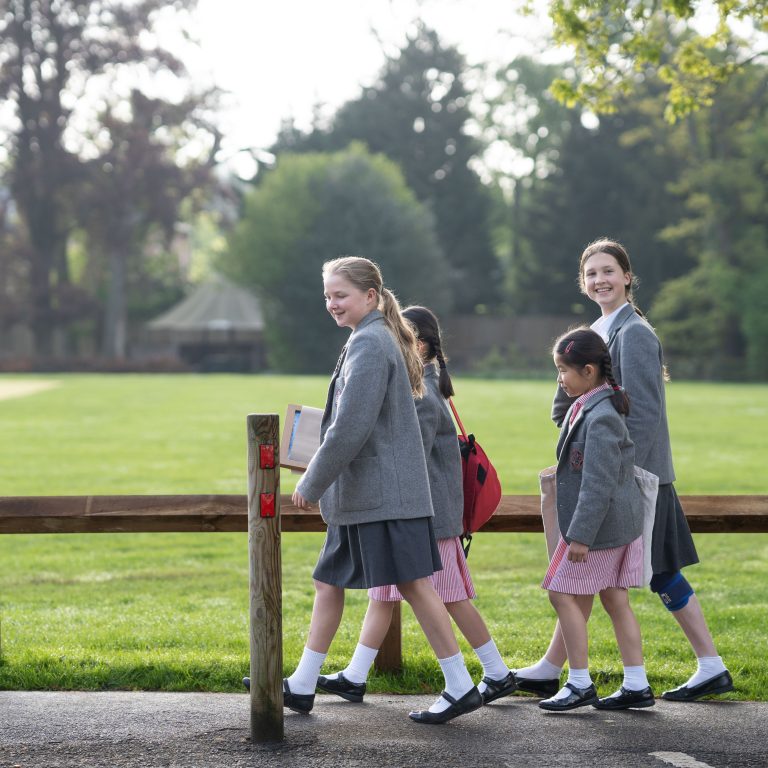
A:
296,333,389,502
415,393,440,458
552,381,576,428
616,323,664,468
565,413,623,547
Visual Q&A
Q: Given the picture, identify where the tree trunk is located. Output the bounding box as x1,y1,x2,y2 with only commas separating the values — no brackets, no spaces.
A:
101,244,127,359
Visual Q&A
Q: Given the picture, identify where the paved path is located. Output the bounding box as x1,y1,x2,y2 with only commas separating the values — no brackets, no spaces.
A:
1,692,766,768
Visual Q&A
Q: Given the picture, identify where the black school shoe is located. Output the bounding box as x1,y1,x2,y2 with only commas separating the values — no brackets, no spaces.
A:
316,672,366,702
661,670,734,702
539,682,598,712
409,687,483,724
593,686,655,710
480,671,518,704
513,673,560,698
242,677,315,714
282,678,315,714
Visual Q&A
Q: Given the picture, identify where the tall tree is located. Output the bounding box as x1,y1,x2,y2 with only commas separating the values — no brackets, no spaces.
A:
222,145,448,373
77,90,218,358
0,0,197,356
273,22,502,314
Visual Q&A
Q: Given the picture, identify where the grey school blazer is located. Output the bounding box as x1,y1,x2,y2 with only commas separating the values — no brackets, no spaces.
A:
296,310,433,527
552,304,675,484
556,388,643,550
416,364,463,540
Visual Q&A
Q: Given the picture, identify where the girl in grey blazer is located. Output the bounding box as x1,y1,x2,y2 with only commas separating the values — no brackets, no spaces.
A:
317,306,516,709
516,239,732,705
538,328,651,712
282,258,481,724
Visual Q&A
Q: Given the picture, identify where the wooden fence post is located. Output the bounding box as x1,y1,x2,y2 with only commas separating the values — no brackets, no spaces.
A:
374,602,402,673
247,414,283,743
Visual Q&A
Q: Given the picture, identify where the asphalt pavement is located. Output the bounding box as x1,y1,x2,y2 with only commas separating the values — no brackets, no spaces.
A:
1,691,766,768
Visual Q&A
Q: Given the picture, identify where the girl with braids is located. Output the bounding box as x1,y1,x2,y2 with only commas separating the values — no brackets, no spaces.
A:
537,327,650,712
270,259,482,724
515,239,731,706
317,306,516,711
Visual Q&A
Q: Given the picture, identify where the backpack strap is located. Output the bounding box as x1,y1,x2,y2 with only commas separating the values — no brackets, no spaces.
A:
448,398,468,441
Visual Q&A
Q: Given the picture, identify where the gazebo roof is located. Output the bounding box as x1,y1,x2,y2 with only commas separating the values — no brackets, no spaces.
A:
147,274,264,332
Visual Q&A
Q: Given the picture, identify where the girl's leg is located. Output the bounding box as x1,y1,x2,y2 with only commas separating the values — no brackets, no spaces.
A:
599,588,643,667
323,599,395,684
596,588,653,707
286,580,345,694
671,596,728,688
398,578,477,715
516,598,594,683
544,592,595,703
445,600,512,692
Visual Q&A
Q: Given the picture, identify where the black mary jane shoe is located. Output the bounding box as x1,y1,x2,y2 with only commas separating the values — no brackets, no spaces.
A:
661,670,734,702
317,672,366,703
283,678,315,714
480,671,518,704
539,682,598,712
593,686,655,710
513,673,561,698
409,687,483,725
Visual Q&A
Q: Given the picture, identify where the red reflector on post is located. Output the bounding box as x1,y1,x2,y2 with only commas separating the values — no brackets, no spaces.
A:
259,444,275,469
260,493,276,518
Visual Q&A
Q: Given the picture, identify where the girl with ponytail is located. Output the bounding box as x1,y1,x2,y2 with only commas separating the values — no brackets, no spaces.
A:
534,327,650,712
264,257,481,724
318,306,516,713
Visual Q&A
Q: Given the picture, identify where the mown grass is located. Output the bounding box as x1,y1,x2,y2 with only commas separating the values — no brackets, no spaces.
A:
0,374,766,697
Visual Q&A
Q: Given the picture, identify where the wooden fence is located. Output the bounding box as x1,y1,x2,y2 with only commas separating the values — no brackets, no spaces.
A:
1,413,767,742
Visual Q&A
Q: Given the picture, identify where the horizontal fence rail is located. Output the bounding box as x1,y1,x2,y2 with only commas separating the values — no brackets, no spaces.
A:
1,494,767,535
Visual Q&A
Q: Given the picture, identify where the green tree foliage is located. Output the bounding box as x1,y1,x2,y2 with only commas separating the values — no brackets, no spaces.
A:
273,23,502,313
0,0,207,357
652,63,768,379
543,0,768,120
222,145,448,373
493,70,693,315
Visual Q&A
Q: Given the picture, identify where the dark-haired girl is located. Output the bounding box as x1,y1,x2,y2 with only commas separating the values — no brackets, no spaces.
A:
538,328,650,712
317,306,516,716
516,239,731,705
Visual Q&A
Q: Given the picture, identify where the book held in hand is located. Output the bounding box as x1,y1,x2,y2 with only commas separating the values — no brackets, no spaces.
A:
280,404,323,471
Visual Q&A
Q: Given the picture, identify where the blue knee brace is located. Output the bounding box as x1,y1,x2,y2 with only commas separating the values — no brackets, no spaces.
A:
650,571,694,612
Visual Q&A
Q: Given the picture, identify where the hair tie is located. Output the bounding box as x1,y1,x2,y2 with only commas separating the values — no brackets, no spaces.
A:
612,384,621,391
565,340,575,353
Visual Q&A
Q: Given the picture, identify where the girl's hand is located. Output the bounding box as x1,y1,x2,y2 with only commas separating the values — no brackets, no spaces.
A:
567,541,589,563
292,490,313,511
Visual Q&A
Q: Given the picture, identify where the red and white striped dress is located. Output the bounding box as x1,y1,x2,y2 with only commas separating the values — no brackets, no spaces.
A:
542,382,643,594
368,536,476,603
542,534,644,594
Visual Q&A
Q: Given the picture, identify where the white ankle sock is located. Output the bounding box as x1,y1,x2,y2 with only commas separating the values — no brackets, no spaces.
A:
428,652,474,713
516,657,563,681
686,655,727,688
341,643,378,684
551,667,592,700
286,647,326,695
473,639,510,694
622,664,649,691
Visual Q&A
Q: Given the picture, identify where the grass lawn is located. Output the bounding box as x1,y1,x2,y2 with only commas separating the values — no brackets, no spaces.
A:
0,374,766,698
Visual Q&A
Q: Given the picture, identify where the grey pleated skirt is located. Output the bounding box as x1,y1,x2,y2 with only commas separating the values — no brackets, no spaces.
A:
313,516,442,589
651,484,700,574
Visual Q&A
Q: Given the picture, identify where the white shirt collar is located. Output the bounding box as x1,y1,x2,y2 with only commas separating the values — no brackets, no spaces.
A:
591,302,629,342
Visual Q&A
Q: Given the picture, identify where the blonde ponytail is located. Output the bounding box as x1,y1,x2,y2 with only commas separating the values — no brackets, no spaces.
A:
322,256,424,397
380,288,425,398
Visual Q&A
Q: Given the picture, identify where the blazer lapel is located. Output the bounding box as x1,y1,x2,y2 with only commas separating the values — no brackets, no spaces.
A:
322,344,348,428
606,303,635,347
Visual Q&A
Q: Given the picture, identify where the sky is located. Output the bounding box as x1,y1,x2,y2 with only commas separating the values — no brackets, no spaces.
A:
182,0,555,174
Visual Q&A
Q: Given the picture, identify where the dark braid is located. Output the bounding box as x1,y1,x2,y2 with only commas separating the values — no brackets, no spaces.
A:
602,352,629,415
402,306,455,399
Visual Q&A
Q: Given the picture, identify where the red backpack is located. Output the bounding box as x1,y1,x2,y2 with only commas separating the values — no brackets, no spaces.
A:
449,399,502,555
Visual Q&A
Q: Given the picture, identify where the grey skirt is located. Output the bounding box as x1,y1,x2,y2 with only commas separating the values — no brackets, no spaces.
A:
651,484,700,574
313,516,442,589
